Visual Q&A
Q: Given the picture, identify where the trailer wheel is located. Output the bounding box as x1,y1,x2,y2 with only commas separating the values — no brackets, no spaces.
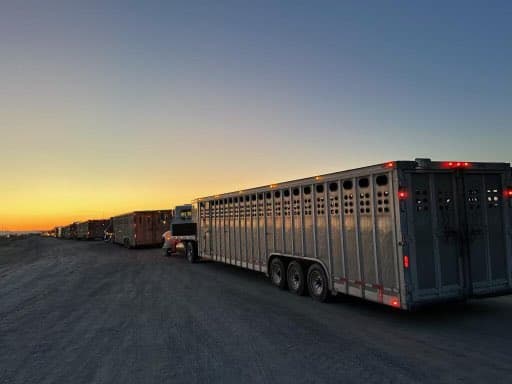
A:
287,261,306,296
185,242,198,263
269,258,287,289
123,238,131,249
307,264,330,302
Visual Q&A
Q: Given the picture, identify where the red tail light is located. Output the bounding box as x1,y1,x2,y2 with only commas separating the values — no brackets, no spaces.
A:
403,255,409,268
442,161,472,169
390,298,400,308
505,188,512,198
384,161,395,168
398,188,408,200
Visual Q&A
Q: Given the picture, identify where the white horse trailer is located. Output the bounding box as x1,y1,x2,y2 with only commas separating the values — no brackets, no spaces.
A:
185,159,512,310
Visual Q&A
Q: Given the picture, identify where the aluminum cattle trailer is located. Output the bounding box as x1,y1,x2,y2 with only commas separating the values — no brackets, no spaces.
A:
112,210,173,248
76,220,109,240
184,159,512,310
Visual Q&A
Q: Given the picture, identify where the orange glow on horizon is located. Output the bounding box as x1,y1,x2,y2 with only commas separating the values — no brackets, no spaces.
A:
0,174,231,231
0,123,379,232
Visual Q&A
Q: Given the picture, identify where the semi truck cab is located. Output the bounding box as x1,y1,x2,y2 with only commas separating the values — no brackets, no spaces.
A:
162,204,197,257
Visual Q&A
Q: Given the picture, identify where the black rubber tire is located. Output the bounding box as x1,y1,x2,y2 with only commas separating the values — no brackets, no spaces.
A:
287,261,306,296
307,264,330,302
269,258,287,289
186,241,198,263
123,238,131,249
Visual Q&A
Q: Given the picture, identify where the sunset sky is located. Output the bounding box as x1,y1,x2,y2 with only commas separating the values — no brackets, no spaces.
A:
1,1,511,231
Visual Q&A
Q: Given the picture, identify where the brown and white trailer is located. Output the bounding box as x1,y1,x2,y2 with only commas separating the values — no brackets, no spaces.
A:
112,210,173,248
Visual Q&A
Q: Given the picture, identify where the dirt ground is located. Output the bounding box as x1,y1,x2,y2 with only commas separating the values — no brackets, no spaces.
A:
1,236,512,384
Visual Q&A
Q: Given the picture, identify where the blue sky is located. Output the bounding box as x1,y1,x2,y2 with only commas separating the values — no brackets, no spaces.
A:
1,1,511,229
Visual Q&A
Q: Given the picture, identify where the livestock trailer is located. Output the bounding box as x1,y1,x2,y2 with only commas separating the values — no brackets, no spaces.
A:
113,210,173,248
61,223,78,239
55,227,64,238
183,159,512,310
60,225,70,239
69,222,78,239
76,220,109,240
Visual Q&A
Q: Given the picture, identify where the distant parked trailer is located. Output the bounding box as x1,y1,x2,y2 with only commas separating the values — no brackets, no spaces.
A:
61,223,78,239
61,226,70,239
183,159,512,310
54,227,64,238
69,223,78,239
104,218,114,242
61,224,72,240
112,210,173,248
76,220,109,240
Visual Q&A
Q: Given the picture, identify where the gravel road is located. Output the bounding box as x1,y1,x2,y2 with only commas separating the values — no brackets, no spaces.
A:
1,236,511,384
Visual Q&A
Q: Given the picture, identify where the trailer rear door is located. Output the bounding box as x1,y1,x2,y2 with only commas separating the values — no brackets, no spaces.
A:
462,172,510,295
406,165,511,303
